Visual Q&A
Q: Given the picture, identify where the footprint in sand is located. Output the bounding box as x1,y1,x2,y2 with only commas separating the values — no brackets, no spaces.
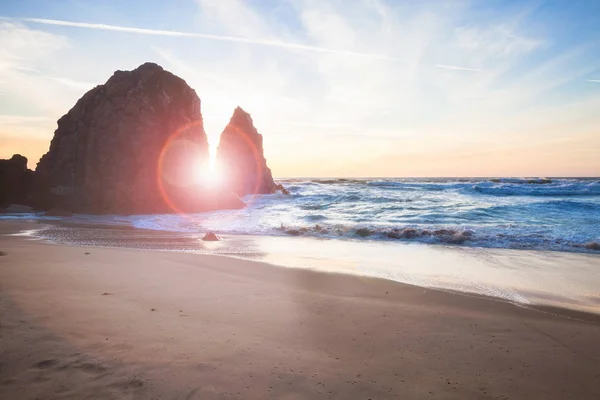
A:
79,362,108,373
1,378,16,386
33,359,58,369
27,354,145,397
109,378,145,390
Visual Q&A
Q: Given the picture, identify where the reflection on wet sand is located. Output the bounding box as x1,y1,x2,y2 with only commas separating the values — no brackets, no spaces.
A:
31,223,600,314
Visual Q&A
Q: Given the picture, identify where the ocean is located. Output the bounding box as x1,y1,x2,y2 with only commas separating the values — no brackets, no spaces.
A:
265,177,600,252
10,177,598,253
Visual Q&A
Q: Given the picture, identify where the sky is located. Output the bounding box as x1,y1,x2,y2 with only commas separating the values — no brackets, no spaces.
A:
0,0,599,177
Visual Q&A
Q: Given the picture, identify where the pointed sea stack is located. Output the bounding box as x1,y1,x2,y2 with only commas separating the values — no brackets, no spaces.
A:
216,107,277,196
34,62,242,214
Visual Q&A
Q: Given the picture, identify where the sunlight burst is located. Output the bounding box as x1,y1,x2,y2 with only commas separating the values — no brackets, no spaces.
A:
193,159,223,188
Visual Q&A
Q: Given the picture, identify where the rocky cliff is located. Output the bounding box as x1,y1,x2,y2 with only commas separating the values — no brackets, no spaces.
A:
216,107,276,196
0,154,34,207
35,62,241,214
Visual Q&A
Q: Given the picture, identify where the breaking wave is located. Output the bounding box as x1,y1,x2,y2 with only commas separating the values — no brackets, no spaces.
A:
3,177,599,253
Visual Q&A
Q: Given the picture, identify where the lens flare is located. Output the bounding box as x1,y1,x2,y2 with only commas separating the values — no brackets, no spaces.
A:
193,159,224,189
157,120,207,215
156,119,267,214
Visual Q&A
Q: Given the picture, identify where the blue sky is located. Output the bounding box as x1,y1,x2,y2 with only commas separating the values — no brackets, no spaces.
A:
1,0,599,176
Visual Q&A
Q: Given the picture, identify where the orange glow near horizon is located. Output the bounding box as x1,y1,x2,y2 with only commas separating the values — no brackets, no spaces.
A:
3,122,600,178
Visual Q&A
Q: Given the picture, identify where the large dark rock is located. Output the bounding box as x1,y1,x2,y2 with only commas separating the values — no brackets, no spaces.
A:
35,62,241,214
0,154,34,207
216,107,276,196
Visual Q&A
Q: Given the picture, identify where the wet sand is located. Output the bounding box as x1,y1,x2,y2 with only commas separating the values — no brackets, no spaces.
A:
1,222,600,399
28,221,600,314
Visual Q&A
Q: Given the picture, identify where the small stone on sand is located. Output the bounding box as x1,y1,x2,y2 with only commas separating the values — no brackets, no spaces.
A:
202,232,219,241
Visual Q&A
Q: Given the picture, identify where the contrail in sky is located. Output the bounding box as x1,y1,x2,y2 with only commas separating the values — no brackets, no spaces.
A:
435,64,482,72
22,17,393,60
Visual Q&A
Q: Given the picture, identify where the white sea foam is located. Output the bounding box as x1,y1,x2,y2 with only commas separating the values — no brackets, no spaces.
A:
2,178,599,252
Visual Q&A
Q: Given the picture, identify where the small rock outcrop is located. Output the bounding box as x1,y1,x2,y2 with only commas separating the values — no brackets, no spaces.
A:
585,242,600,251
202,232,220,241
216,107,276,196
273,183,290,195
0,154,34,208
35,62,241,214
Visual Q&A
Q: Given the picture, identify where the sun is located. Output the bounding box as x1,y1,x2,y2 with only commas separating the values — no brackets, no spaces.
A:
193,159,224,188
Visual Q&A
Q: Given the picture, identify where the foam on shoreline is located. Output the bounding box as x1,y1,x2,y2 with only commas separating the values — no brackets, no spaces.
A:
18,221,600,316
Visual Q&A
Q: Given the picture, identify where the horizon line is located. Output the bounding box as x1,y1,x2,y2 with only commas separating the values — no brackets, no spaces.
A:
272,176,600,179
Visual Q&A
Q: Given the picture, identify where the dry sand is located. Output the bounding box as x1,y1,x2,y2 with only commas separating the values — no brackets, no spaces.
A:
1,222,599,399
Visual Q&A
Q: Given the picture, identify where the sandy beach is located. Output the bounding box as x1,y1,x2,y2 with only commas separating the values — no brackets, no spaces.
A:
1,222,600,399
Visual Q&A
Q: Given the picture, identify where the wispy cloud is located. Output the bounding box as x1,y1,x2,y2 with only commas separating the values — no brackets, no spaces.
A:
435,64,482,72
453,24,545,58
587,79,600,83
21,17,392,60
50,77,95,90
0,21,74,114
0,115,55,125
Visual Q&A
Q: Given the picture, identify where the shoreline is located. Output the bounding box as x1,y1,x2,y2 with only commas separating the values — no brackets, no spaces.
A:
2,221,600,399
3,207,600,256
7,220,600,316
3,220,600,319
9,238,600,324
